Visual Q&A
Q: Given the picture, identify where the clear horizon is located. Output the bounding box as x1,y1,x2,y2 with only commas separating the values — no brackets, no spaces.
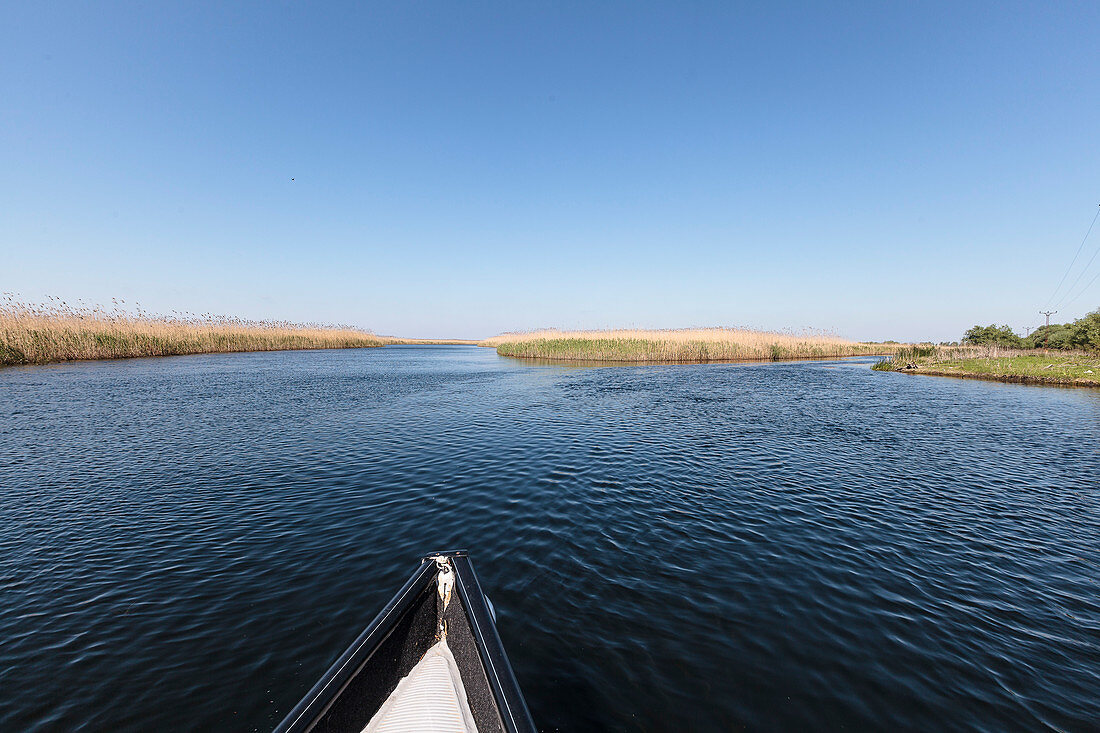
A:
4,2,1100,341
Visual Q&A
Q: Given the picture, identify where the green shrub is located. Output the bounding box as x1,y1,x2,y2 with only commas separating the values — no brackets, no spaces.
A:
963,324,1023,347
1026,324,1074,349
1069,309,1100,350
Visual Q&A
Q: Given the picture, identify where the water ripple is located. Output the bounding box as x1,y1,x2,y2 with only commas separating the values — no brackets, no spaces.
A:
1,347,1098,731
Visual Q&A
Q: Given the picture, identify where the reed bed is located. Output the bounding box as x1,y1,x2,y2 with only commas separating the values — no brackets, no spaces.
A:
872,344,1018,369
482,328,892,363
1,297,383,366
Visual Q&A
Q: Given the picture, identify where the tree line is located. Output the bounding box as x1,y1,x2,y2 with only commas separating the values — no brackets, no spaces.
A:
963,308,1100,350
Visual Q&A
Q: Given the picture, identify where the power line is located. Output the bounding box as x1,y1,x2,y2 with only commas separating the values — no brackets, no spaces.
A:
1053,237,1100,310
1059,265,1100,312
1045,204,1100,309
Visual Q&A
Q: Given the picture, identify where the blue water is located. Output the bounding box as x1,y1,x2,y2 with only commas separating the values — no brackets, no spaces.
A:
1,346,1098,731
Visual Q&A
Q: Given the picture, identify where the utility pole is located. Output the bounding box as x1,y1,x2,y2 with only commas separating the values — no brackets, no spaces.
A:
1038,310,1057,349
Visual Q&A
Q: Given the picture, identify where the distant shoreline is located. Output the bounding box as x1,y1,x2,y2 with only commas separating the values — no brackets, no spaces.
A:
378,338,482,346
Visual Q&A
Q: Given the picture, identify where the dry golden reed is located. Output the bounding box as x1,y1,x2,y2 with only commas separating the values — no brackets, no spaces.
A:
1,295,383,366
482,327,893,362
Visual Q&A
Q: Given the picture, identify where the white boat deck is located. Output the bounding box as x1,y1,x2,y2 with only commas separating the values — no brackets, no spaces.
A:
362,639,479,733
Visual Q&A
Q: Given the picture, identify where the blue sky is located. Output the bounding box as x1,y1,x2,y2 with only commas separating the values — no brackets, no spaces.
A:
3,2,1099,340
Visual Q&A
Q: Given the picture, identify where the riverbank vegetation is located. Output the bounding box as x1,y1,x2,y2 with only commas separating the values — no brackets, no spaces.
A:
483,328,892,363
873,308,1100,386
872,345,1100,386
1,297,384,366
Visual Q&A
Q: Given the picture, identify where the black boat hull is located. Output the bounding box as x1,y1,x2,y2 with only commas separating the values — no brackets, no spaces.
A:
275,551,535,733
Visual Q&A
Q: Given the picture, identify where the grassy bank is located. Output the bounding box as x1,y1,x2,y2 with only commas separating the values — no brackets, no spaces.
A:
873,345,1100,386
482,328,892,363
1,299,384,366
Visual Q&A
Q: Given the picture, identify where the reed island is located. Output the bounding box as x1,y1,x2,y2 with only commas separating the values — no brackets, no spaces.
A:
482,328,890,363
0,298,384,367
